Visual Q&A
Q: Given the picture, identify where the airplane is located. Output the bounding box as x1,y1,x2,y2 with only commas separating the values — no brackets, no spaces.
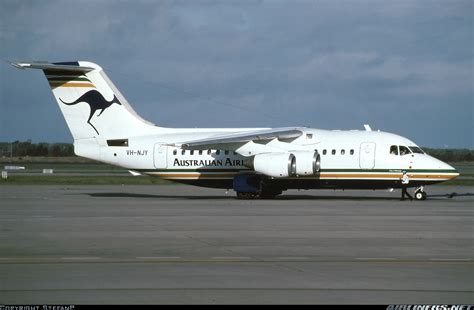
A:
11,61,459,200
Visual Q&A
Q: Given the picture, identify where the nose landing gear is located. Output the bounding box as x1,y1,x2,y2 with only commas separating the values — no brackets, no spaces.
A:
414,186,427,200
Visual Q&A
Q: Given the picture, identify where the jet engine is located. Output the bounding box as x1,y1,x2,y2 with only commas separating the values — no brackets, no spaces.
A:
293,151,321,176
245,151,320,178
247,153,297,178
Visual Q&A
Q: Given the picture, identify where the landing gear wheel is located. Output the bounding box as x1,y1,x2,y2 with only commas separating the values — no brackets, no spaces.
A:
236,192,259,200
414,190,427,201
237,192,248,199
260,190,282,199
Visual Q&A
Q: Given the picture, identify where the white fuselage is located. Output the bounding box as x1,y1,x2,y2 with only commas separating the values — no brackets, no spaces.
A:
95,127,458,189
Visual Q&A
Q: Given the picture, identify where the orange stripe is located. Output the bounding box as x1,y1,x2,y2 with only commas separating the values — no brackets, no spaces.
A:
409,174,457,180
321,173,457,179
149,172,457,180
153,173,236,178
49,82,95,88
321,173,399,179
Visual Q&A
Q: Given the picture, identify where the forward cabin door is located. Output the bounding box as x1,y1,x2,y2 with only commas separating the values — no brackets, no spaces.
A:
359,142,376,169
154,144,168,169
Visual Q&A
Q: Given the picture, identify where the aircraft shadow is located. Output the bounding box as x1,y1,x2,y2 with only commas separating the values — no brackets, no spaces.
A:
282,192,474,200
88,192,404,201
276,195,400,201
88,192,230,200
87,191,474,200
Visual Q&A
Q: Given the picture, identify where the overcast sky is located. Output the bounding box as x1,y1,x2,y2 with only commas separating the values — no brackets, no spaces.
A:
0,0,472,148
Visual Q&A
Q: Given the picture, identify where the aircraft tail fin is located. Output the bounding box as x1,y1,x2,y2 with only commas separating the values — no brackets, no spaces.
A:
11,61,160,141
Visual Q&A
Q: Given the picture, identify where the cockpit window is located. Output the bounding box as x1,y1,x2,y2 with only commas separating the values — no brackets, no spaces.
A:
399,146,411,156
390,145,398,155
409,146,424,154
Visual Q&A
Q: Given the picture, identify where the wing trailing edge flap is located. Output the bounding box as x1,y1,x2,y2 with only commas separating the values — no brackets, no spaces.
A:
177,127,304,152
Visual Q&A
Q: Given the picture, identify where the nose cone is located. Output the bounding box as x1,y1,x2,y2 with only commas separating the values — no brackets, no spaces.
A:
449,165,460,179
445,163,460,179
429,156,459,179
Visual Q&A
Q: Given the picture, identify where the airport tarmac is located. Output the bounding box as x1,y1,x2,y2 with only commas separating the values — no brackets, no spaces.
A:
0,185,473,304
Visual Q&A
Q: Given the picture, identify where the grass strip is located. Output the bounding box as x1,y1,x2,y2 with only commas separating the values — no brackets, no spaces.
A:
0,175,172,185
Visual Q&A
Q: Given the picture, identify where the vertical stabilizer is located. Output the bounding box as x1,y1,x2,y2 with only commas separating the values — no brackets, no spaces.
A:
12,61,160,141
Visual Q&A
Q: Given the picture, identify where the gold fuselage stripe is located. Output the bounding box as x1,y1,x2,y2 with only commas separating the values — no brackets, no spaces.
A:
147,171,458,180
49,82,95,88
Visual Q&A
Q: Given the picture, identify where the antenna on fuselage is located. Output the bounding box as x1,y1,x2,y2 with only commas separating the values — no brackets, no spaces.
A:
364,124,372,131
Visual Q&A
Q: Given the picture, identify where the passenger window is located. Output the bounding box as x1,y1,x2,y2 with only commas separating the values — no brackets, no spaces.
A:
207,149,211,155
233,151,237,155
332,149,336,155
350,149,354,155
341,149,345,155
190,150,194,155
390,145,398,155
323,150,327,155
199,150,203,155
173,150,177,155
216,150,220,155
399,146,411,156
225,150,229,155
181,150,186,155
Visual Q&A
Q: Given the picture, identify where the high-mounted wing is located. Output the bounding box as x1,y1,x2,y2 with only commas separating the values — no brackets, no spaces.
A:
178,127,304,150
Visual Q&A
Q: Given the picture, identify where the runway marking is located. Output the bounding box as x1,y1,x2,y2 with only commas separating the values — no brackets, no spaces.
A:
356,258,396,261
429,258,471,262
136,256,181,260
211,257,251,260
277,257,311,260
61,257,101,260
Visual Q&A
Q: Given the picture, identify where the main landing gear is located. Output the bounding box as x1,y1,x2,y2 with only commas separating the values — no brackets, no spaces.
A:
233,174,282,200
414,186,427,201
236,189,282,200
236,192,258,199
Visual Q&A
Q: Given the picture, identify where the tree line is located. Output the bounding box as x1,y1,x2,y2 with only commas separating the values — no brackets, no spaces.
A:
422,148,474,162
0,141,473,161
0,141,74,157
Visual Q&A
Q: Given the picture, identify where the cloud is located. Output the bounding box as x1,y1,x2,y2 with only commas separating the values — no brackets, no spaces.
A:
0,0,472,147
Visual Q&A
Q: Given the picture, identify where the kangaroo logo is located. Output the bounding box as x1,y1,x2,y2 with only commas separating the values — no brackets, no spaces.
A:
60,90,121,135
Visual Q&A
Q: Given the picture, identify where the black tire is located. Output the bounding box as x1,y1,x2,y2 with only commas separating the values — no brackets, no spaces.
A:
260,192,276,199
422,191,427,200
236,192,259,200
260,190,282,199
236,192,248,200
260,185,282,200
414,190,427,201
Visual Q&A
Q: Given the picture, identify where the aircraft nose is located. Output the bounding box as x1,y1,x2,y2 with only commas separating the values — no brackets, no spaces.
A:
426,155,459,179
442,161,459,179
450,166,460,178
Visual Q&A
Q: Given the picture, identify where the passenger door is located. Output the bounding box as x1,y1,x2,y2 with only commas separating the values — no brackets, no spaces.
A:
154,144,168,169
359,142,376,169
